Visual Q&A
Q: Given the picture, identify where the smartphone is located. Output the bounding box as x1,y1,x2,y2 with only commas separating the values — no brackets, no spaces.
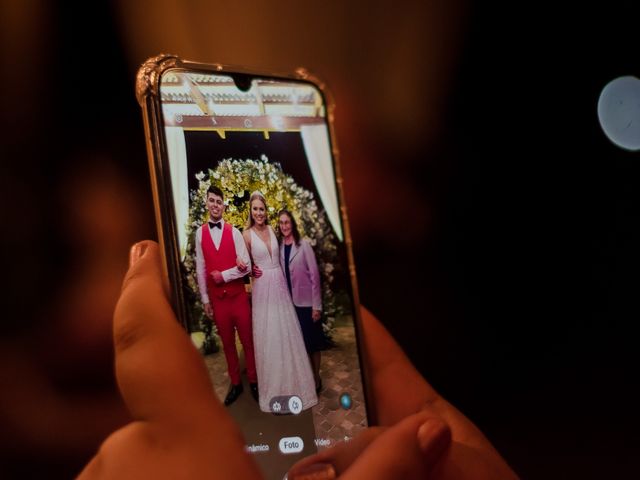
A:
136,54,371,479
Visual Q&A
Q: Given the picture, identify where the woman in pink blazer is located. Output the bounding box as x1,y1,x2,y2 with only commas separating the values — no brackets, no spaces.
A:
277,210,324,393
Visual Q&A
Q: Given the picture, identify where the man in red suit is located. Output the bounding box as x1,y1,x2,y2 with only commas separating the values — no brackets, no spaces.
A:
195,185,258,406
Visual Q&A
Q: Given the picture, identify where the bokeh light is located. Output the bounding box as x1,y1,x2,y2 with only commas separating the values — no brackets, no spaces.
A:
597,76,640,151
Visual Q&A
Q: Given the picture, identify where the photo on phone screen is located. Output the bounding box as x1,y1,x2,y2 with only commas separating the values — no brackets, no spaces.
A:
156,69,368,479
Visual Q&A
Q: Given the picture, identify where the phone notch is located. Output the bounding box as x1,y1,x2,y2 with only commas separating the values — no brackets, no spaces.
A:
230,72,254,92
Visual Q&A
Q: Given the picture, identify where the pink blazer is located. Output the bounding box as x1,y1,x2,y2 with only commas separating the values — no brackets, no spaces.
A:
280,238,322,311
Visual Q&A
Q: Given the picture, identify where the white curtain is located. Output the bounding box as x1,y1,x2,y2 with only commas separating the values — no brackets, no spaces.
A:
300,124,343,241
164,126,189,257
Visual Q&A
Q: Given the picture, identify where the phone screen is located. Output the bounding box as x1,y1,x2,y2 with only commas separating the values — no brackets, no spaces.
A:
157,69,368,479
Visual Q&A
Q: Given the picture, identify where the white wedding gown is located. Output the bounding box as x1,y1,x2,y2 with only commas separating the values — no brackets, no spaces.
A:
250,227,318,413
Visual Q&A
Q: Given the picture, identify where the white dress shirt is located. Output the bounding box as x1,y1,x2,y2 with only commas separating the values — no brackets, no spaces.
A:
195,218,251,304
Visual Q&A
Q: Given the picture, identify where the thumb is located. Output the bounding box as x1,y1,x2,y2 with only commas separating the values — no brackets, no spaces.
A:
342,413,451,480
115,241,228,427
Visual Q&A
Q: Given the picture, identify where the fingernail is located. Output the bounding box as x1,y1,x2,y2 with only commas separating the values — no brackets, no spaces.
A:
417,417,449,454
287,462,336,480
129,242,148,267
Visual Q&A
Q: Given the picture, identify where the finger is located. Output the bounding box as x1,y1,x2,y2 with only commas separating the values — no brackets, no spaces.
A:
361,307,512,463
115,241,235,432
287,427,383,479
342,413,450,480
288,414,451,480
129,242,170,296
360,307,441,425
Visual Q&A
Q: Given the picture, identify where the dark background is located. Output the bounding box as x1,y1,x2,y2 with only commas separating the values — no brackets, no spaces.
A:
184,131,317,195
1,1,638,478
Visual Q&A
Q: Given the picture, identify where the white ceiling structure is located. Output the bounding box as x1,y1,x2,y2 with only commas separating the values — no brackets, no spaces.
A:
160,71,325,131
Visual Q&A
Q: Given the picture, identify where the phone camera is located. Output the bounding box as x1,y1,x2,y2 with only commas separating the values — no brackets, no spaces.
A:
231,73,253,92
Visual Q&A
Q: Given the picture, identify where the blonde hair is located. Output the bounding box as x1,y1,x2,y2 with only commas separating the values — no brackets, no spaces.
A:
247,191,269,228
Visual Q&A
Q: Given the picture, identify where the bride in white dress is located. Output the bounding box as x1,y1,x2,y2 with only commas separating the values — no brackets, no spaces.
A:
242,191,318,413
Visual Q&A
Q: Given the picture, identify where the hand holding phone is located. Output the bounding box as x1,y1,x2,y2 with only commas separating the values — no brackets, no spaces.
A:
125,55,517,479
77,241,452,480
77,241,517,480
